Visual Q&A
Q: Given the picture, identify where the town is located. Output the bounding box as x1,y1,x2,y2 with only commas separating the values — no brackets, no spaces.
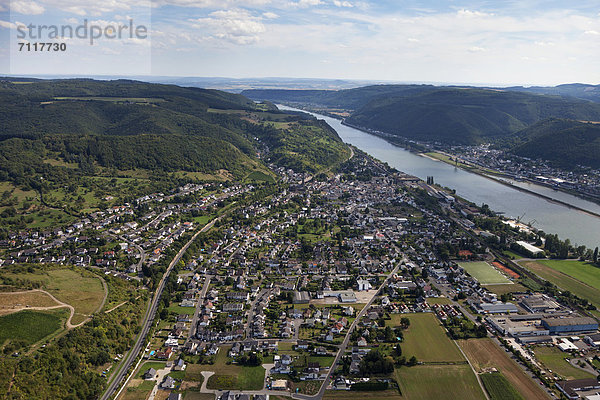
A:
3,148,600,400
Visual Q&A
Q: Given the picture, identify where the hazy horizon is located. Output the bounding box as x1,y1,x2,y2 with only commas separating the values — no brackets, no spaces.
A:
2,1,600,85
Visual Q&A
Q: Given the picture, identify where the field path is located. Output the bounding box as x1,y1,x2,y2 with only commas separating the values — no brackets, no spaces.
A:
454,339,490,400
1,280,108,329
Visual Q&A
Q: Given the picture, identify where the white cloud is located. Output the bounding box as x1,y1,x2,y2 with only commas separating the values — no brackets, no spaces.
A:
11,0,45,15
584,30,600,35
287,0,322,8
192,9,266,45
263,12,279,19
468,46,487,52
0,20,15,29
407,37,419,43
333,0,353,7
456,9,494,18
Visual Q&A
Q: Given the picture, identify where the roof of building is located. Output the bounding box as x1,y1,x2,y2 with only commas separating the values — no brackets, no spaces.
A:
542,317,598,327
556,378,600,398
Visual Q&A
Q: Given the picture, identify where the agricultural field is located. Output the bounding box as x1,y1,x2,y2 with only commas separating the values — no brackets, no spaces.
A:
484,283,528,296
458,262,512,285
458,338,549,400
323,389,402,400
395,364,485,400
480,372,524,400
533,345,595,380
0,309,68,350
391,313,464,363
519,260,600,308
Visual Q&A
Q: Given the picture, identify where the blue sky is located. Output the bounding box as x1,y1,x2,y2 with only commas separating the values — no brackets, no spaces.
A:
1,0,599,85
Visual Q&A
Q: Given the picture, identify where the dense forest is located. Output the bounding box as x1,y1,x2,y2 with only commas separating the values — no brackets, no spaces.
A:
0,78,349,191
510,119,600,168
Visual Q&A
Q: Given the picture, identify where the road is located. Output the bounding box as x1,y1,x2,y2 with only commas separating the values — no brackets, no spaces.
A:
293,264,400,400
186,274,213,344
101,217,220,400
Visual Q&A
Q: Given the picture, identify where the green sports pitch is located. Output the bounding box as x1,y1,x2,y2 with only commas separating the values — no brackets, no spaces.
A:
458,261,512,285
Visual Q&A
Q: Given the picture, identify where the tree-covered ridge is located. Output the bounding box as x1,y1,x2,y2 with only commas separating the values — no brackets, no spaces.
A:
0,78,349,187
510,119,600,168
243,85,600,145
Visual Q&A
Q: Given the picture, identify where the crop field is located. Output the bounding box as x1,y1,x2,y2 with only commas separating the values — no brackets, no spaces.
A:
480,372,524,400
323,390,402,400
519,260,600,308
395,364,485,400
484,283,528,296
458,338,549,400
533,345,594,380
458,261,513,285
0,309,68,349
394,313,464,363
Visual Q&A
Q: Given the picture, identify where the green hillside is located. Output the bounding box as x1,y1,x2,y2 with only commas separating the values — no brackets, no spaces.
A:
0,78,349,227
511,119,600,168
244,85,600,145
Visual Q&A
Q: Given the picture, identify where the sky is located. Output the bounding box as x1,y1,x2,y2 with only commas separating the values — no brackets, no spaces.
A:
1,0,600,85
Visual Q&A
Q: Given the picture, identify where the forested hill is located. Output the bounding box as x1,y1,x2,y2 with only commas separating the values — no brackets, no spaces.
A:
510,119,600,169
243,85,600,145
0,78,349,192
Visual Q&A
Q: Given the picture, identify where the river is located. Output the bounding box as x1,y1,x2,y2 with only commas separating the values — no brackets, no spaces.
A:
279,105,600,249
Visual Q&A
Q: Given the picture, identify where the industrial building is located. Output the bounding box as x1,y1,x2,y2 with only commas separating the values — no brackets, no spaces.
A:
541,317,599,334
473,301,518,314
556,378,600,399
293,291,310,304
520,294,561,313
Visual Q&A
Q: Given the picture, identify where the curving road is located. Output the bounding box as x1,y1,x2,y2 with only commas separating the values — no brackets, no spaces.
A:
101,217,220,400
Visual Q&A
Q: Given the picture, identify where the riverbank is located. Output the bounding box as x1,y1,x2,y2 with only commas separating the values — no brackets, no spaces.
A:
339,119,600,219
278,104,600,247
424,150,600,206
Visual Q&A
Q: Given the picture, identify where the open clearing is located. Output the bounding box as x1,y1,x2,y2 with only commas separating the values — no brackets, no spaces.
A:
533,345,594,380
458,262,512,285
0,268,106,325
189,345,265,391
519,260,600,308
0,290,60,315
458,338,549,400
392,313,464,363
395,364,485,400
0,309,68,349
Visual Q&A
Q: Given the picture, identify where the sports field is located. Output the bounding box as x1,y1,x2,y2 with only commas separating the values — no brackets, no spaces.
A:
458,338,549,400
519,260,600,308
395,364,485,400
458,262,512,285
396,313,464,363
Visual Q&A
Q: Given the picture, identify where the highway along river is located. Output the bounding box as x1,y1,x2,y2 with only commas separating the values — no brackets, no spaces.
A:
279,105,600,249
